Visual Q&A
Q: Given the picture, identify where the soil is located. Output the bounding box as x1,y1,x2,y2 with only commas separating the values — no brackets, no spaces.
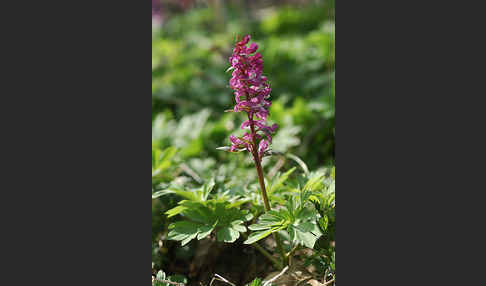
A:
165,238,275,286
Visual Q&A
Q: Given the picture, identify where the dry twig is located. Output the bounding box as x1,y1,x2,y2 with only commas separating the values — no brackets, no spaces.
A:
263,266,289,286
210,274,236,286
179,163,203,183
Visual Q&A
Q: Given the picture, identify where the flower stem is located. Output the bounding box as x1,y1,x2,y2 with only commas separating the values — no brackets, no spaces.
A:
249,119,288,267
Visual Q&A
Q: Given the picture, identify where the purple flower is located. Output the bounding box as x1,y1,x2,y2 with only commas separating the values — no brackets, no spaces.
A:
226,35,277,160
258,139,269,158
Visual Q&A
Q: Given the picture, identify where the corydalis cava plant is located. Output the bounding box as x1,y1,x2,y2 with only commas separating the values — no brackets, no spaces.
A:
223,34,286,265
226,34,277,160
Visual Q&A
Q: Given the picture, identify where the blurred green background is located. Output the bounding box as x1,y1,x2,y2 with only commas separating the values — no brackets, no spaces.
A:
152,0,334,279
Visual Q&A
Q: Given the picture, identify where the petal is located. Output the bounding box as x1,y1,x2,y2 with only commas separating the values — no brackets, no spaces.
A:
240,120,251,129
247,42,258,53
258,139,269,158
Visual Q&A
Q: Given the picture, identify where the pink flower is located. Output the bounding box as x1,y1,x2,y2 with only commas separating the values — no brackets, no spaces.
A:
226,35,277,159
258,139,269,158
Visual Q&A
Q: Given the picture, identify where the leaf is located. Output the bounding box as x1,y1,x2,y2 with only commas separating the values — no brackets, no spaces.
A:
232,224,247,233
217,226,240,243
243,226,284,244
328,180,335,194
269,167,296,193
291,221,323,248
152,147,178,176
165,205,188,218
156,270,166,281
167,221,201,242
246,209,291,243
167,275,187,284
202,179,215,200
294,228,318,248
244,212,254,221
245,210,291,244
249,278,263,286
154,270,167,286
182,205,213,224
303,172,325,192
248,223,273,231
167,201,252,245
260,211,289,224
181,232,198,246
197,225,214,240
228,198,251,208
152,190,168,199
318,215,329,232
161,181,216,202
296,207,315,221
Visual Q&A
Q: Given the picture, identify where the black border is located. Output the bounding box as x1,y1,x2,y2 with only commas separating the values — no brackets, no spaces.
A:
1,0,151,285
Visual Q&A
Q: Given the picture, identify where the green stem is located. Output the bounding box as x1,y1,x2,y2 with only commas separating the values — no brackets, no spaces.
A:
286,244,300,267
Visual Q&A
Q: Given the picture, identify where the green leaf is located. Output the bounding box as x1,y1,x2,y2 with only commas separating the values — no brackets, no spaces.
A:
244,212,254,221
217,226,240,243
152,147,177,176
182,205,214,224
231,220,247,233
202,179,215,200
181,232,198,246
294,228,317,248
245,208,292,244
167,275,187,284
165,205,188,218
167,221,201,242
269,167,296,193
318,215,329,232
243,226,283,244
291,221,323,248
169,189,200,201
296,208,315,221
303,172,325,192
260,211,287,223
167,201,252,245
154,271,166,286
156,270,166,281
249,278,263,286
152,190,168,199
197,225,214,240
248,223,273,231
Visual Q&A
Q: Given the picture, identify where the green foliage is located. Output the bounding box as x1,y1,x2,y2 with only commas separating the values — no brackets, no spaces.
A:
249,277,263,286
268,167,296,194
152,146,178,183
167,201,253,245
244,173,328,248
153,179,215,201
159,179,253,246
